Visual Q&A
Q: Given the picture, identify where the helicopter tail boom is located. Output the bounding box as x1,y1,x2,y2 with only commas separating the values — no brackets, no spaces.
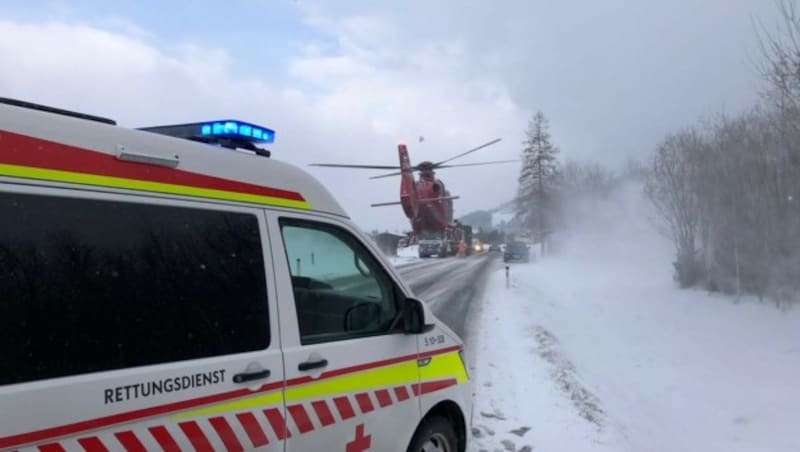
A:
399,143,418,221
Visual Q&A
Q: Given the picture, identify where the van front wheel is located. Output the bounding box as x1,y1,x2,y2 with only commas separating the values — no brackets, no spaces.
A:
407,416,458,452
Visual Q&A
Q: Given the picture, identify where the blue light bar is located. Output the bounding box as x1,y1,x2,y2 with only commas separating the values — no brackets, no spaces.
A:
198,120,275,144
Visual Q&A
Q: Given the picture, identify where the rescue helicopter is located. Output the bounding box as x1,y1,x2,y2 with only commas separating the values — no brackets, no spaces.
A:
310,138,514,257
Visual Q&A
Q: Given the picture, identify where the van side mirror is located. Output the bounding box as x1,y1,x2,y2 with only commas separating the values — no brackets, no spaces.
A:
403,297,435,334
345,302,381,332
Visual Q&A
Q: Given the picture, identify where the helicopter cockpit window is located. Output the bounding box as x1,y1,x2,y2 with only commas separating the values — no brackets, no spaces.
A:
279,218,399,345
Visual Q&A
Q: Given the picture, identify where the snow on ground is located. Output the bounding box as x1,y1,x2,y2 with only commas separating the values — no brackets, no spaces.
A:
467,185,800,452
388,244,420,266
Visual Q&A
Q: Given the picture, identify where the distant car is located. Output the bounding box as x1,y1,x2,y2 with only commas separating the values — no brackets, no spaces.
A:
488,243,501,253
504,241,530,263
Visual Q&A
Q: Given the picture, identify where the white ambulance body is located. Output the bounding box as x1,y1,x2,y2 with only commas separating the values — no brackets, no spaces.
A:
0,99,471,452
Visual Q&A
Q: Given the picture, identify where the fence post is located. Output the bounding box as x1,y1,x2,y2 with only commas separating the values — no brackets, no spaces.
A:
505,265,510,288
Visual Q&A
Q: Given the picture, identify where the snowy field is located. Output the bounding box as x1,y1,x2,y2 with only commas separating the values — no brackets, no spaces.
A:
467,188,800,452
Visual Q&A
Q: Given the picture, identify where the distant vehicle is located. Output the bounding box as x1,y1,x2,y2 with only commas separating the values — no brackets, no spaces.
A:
504,241,530,263
488,243,501,253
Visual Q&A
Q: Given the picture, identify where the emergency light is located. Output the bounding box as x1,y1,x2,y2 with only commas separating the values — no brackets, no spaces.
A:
199,120,275,144
139,119,275,157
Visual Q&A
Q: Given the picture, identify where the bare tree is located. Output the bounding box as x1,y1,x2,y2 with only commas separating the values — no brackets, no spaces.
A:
640,1,800,302
645,129,704,287
756,1,800,117
560,160,618,198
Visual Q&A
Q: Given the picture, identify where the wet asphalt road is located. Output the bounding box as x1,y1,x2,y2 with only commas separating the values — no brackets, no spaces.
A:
395,252,498,339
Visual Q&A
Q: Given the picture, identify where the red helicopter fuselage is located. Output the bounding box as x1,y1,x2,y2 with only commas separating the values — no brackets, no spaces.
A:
310,137,507,252
398,144,456,236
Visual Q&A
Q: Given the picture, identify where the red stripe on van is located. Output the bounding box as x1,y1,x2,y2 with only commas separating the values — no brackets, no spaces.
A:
148,426,180,452
0,346,461,449
419,378,458,395
394,385,411,402
374,389,393,407
0,131,306,202
235,412,269,448
77,436,108,452
263,408,290,440
114,431,146,452
355,393,374,413
209,417,243,452
0,381,283,449
179,421,213,452
333,396,356,420
287,404,315,434
311,400,336,427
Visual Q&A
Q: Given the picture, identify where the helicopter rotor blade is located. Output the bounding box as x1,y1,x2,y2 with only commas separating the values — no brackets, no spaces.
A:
435,159,519,169
433,138,503,167
367,158,516,179
370,200,404,207
368,169,414,180
309,163,401,170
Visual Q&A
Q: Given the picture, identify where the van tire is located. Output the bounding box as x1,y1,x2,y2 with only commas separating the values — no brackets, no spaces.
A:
407,416,458,452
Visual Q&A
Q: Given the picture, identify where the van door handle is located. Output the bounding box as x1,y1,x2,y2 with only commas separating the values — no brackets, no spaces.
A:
298,358,328,371
233,369,271,383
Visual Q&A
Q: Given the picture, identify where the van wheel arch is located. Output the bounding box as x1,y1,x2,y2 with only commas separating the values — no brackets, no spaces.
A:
407,401,466,452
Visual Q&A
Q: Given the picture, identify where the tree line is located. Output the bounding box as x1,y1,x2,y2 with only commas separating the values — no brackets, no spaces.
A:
645,1,800,303
515,1,800,305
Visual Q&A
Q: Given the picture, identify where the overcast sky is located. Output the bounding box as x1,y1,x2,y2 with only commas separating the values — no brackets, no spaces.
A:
0,0,779,231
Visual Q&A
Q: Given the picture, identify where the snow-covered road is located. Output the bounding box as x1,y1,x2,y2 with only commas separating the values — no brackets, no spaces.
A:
466,193,800,452
468,261,627,452
386,187,800,452
395,253,496,338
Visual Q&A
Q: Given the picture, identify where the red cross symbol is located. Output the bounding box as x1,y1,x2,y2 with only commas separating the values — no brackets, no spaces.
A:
345,424,371,452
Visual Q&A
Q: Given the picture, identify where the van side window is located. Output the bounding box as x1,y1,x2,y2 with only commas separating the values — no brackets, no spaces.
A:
279,218,399,345
0,192,270,386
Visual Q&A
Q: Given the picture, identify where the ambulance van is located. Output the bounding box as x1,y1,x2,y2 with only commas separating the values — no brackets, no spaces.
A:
0,98,471,452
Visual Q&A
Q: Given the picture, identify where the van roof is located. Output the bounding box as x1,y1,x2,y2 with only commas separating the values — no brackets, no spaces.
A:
0,100,347,217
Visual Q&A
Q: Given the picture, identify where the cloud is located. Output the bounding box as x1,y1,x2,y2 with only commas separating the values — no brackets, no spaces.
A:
0,17,525,231
298,0,775,164
284,10,528,225
2,1,774,232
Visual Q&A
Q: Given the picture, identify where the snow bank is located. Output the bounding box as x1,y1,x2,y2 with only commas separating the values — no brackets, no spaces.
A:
469,183,800,452
388,244,420,266
468,266,622,452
